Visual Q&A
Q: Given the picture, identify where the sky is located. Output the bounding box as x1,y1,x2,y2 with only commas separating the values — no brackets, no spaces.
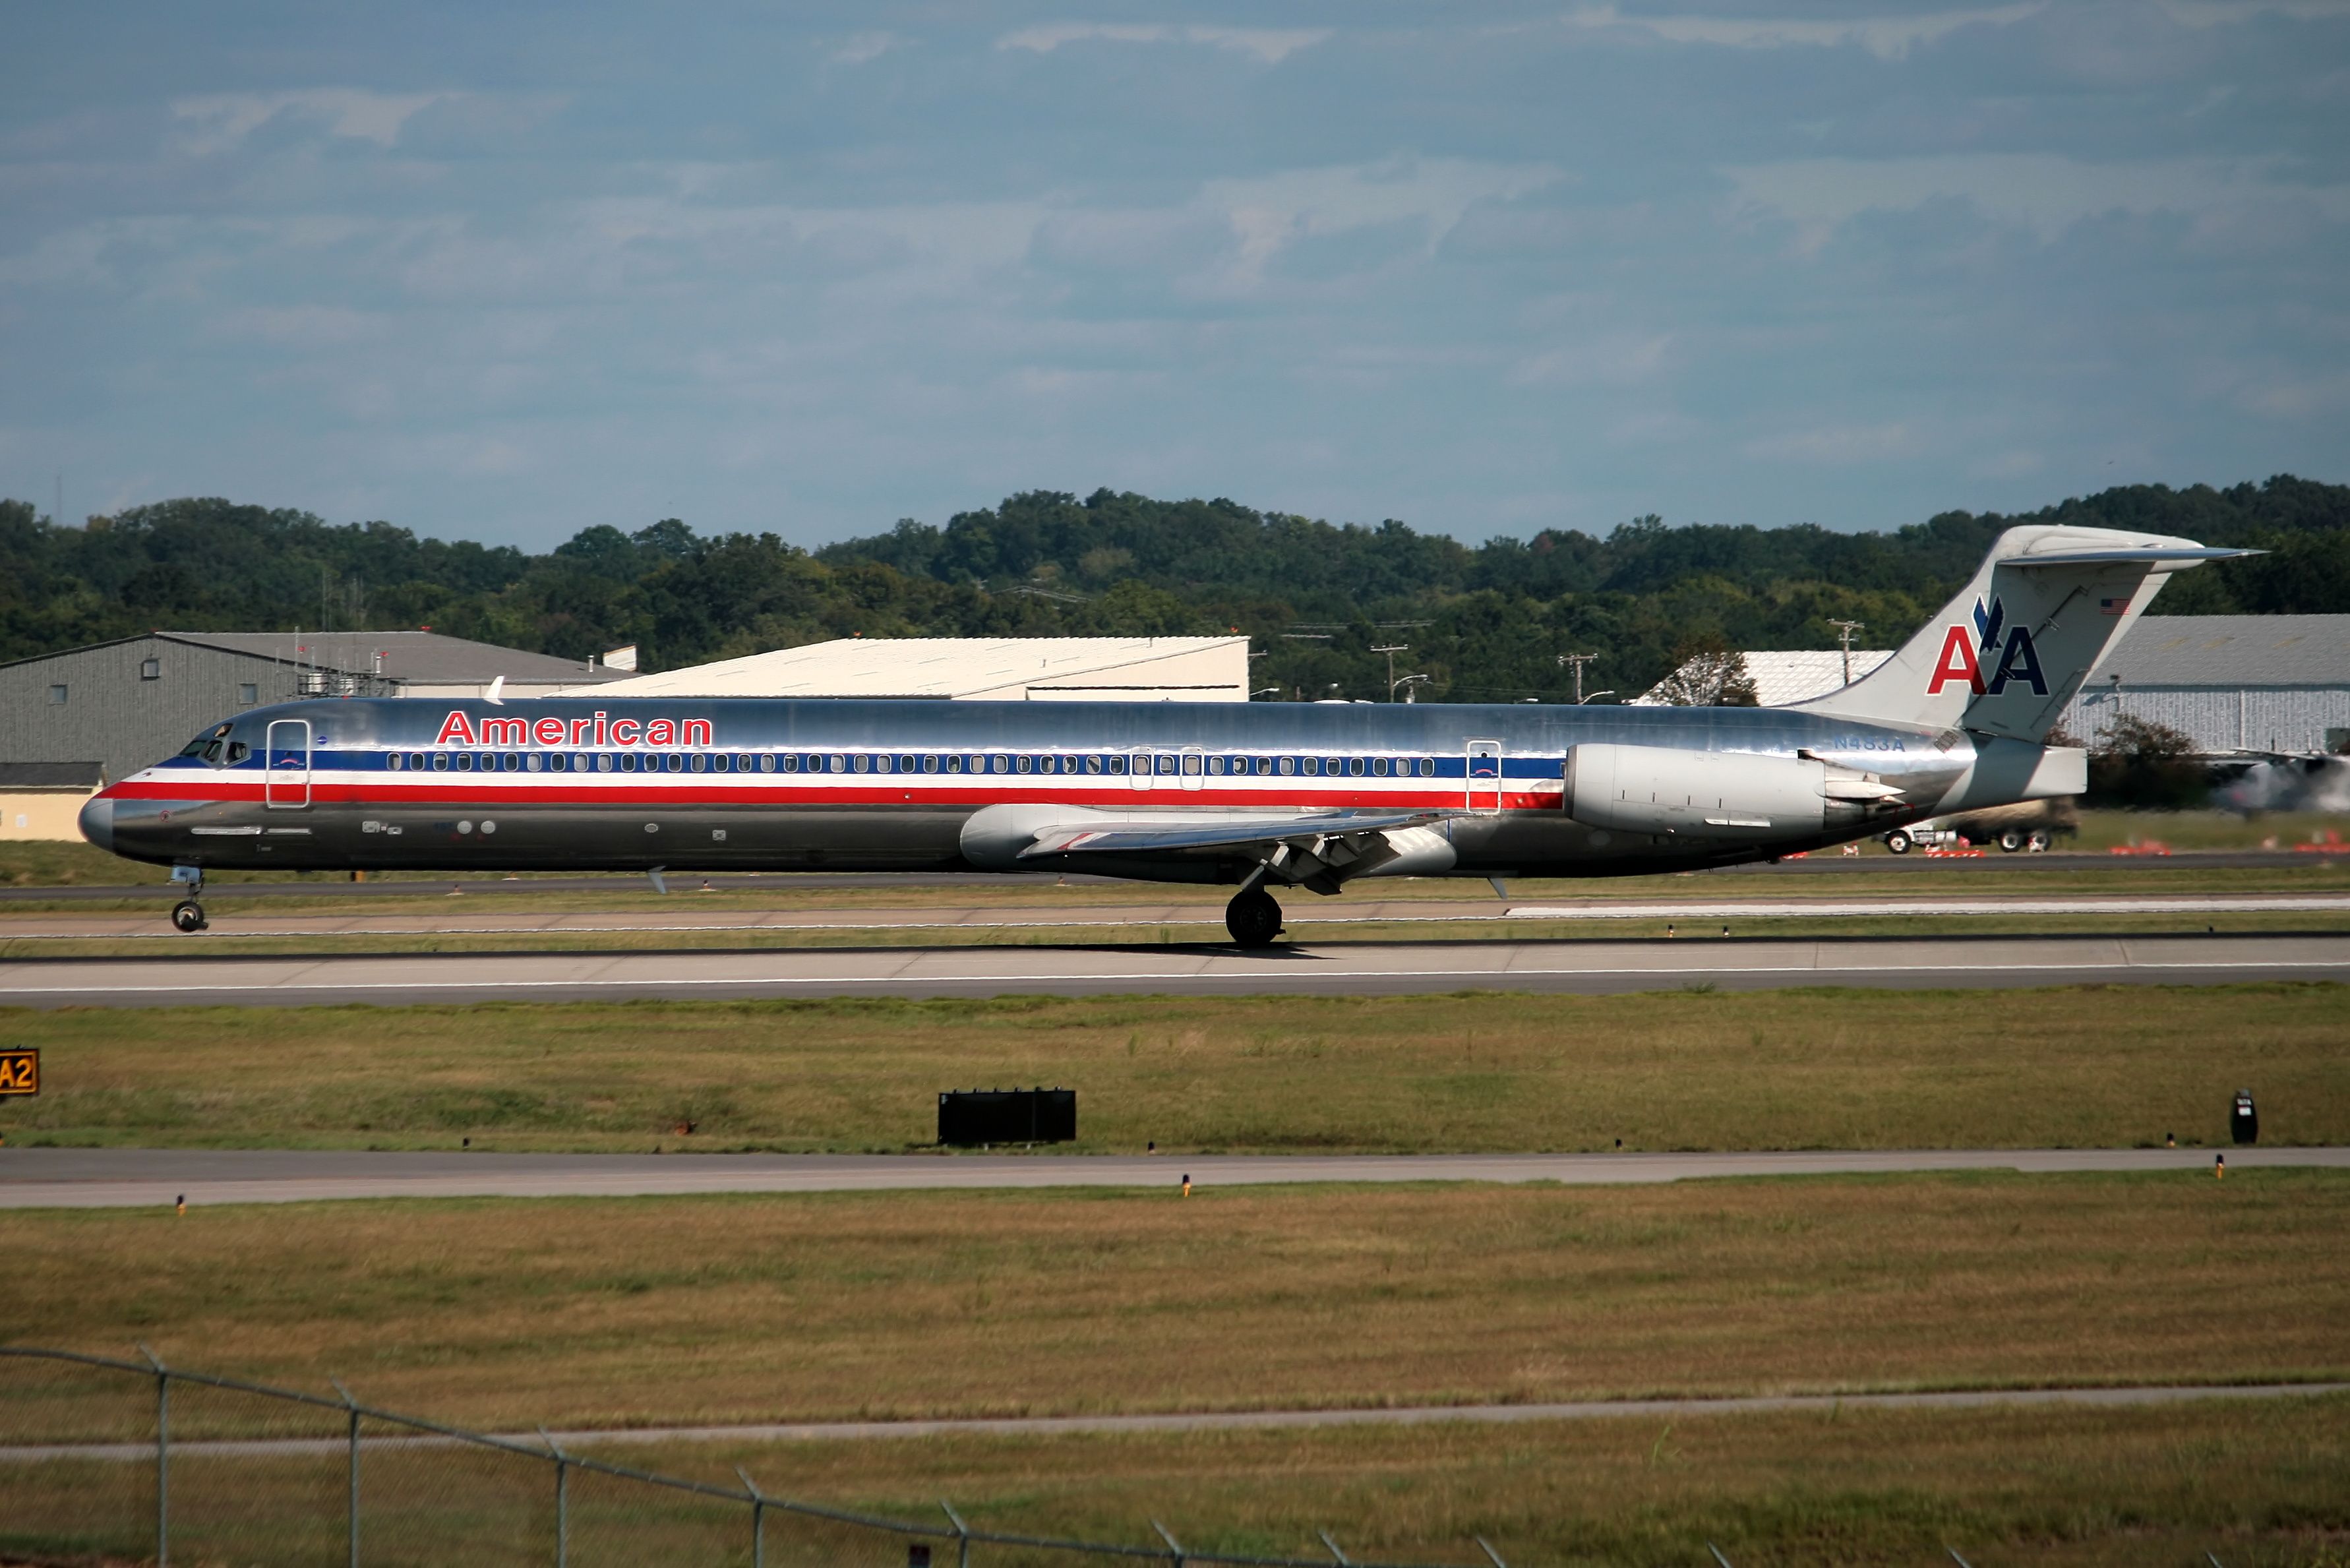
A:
3,2,2347,553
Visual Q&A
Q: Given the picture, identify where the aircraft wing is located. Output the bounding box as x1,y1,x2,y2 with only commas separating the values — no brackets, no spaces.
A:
1018,810,1447,860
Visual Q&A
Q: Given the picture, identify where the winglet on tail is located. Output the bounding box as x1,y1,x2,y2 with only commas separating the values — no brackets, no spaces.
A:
1794,526,2258,740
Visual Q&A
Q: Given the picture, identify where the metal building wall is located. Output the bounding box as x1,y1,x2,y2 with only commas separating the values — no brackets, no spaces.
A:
0,637,295,785
2065,685,2350,754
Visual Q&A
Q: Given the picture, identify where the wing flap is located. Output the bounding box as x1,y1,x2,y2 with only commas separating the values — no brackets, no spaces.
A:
1019,810,1443,860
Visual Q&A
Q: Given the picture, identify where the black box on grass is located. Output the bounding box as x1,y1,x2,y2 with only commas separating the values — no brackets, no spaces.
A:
938,1087,1077,1146
2231,1089,2258,1146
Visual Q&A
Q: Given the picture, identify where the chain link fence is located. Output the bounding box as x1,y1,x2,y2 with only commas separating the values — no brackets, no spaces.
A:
0,1347,1502,1568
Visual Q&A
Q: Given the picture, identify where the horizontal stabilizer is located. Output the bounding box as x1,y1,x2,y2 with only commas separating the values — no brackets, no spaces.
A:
1996,547,2260,568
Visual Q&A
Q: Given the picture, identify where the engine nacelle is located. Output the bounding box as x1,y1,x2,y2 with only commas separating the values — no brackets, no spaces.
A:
1565,743,1832,838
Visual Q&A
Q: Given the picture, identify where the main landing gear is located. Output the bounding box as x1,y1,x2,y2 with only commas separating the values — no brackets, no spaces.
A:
1225,887,1283,948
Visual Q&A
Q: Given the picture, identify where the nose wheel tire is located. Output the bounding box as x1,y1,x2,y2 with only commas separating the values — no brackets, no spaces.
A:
1883,830,1912,855
171,901,208,934
1226,888,1283,948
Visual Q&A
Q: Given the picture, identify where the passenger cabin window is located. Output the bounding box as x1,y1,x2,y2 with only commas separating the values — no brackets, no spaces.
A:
388,753,404,771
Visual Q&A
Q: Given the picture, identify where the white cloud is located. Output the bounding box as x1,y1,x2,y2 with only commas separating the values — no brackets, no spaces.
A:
831,32,903,65
1972,448,2047,479
2157,0,2350,25
171,90,447,155
1563,3,2045,60
1724,153,2350,243
1744,422,1925,465
996,23,1331,63
1199,159,1563,279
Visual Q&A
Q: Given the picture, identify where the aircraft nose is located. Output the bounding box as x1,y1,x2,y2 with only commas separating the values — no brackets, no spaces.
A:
78,794,113,852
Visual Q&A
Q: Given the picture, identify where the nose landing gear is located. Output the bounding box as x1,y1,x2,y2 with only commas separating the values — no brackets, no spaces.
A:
1225,887,1283,948
169,866,207,933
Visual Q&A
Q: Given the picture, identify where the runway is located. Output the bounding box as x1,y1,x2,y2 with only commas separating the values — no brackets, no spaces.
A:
1,890,2344,941
3,930,2346,1006
5,1145,2342,1208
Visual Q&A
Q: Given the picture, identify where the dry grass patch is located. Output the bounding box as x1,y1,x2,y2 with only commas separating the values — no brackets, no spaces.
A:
4,1171,2345,1433
5,1395,2348,1566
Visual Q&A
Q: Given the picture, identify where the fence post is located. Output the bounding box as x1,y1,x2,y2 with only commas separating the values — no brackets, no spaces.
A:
332,1378,361,1568
138,1345,168,1568
735,1466,769,1568
940,1499,971,1568
1151,1520,1186,1568
540,1427,569,1568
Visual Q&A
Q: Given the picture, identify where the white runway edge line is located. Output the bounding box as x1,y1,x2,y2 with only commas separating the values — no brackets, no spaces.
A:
9,957,2350,999
1507,896,2350,919
7,1383,2343,1464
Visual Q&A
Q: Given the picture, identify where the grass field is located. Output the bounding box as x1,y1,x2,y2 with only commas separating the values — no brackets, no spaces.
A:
3,1171,2344,1433
5,1396,2347,1566
1,985,2341,1154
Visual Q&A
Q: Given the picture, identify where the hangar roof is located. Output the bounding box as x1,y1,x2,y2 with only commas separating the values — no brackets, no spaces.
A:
2099,615,2350,688
1633,648,1895,707
573,636,1250,700
154,630,620,685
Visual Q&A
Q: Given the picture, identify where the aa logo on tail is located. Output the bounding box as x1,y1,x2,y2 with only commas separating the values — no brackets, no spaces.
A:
1927,596,2047,697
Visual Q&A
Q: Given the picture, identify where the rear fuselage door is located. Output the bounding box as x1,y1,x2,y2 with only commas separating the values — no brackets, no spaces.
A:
1466,739,1502,815
265,719,312,808
1180,748,1205,791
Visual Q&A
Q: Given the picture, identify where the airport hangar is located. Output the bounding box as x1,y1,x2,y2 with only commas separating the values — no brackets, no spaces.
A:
0,632,1248,837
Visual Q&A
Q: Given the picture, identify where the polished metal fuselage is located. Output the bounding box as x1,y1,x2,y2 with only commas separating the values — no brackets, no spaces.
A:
84,696,1978,882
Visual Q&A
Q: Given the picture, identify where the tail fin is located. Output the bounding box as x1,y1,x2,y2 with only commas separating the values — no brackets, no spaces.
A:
1796,525,2254,739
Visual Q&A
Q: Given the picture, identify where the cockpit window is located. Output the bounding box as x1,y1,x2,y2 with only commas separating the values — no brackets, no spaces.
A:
181,726,246,767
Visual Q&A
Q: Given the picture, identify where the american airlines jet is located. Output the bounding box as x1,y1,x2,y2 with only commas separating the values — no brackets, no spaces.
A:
80,524,2247,946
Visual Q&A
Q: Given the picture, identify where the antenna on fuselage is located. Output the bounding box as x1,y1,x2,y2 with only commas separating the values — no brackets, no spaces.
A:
486,675,505,706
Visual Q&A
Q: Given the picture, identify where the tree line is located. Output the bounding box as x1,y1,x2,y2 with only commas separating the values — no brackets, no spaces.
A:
1,475,2341,706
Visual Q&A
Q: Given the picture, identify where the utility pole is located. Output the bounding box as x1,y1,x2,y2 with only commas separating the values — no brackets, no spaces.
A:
1557,652,1600,705
1827,620,1865,685
1371,644,1410,701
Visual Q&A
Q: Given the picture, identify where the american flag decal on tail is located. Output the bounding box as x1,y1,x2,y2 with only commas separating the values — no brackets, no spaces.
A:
2099,595,2132,616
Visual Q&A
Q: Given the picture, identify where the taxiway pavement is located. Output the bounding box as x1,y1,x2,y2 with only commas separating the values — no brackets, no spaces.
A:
3,930,2345,1007
5,1145,2342,1209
